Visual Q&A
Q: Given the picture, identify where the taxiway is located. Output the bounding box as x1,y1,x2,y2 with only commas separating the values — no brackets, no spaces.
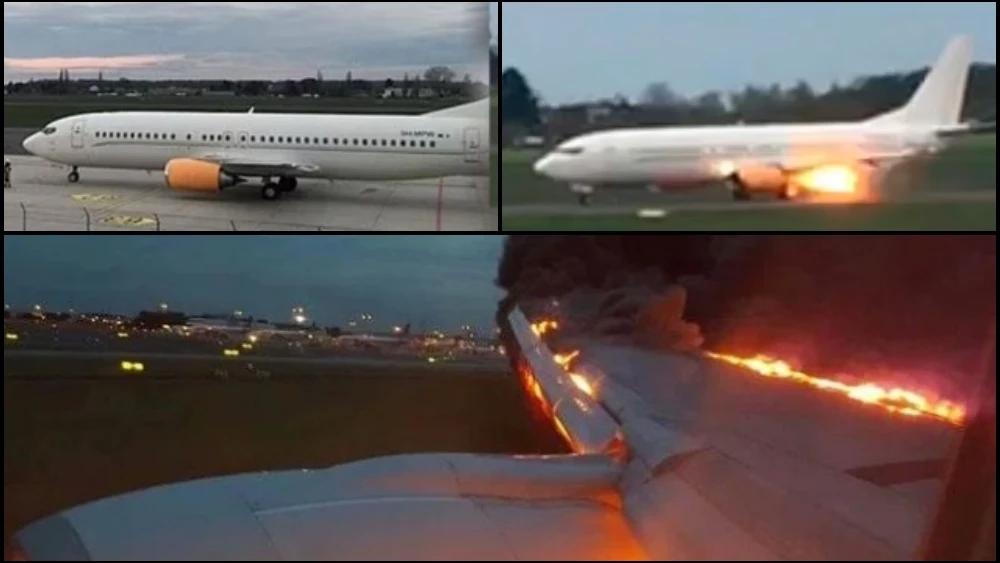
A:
3,154,494,231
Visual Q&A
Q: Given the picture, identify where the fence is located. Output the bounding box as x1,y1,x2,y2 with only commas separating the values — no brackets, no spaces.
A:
3,202,357,232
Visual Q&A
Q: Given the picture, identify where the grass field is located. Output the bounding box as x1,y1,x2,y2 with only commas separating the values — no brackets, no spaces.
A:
501,135,997,207
3,95,466,128
4,362,565,544
502,200,996,231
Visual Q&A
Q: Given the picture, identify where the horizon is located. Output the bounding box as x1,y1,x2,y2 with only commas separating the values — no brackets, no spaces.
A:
500,2,997,105
3,235,506,333
4,2,489,83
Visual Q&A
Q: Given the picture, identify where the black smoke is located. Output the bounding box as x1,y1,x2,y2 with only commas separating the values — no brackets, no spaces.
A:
496,235,996,399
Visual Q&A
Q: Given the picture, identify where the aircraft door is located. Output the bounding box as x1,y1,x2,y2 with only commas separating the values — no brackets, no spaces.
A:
70,119,86,149
463,127,482,164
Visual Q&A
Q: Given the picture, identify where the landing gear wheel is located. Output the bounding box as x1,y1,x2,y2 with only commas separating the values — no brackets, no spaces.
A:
778,183,800,200
278,177,298,193
732,187,751,201
262,183,282,201
68,169,80,183
578,194,592,206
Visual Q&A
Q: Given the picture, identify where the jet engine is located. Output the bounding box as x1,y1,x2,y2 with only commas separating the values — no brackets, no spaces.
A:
733,164,788,192
164,159,239,192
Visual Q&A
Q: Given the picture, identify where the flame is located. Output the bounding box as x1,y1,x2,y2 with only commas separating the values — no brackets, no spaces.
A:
792,165,859,194
531,320,559,336
706,352,966,426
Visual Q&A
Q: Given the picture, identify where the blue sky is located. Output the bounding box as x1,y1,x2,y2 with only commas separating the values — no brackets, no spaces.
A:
4,2,487,81
3,235,504,332
500,2,997,104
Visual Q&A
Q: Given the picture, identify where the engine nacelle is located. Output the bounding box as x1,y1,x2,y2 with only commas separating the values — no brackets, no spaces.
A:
733,164,788,192
164,159,238,192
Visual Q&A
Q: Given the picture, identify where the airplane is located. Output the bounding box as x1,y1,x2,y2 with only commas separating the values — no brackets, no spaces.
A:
6,304,978,560
20,99,489,201
532,35,985,205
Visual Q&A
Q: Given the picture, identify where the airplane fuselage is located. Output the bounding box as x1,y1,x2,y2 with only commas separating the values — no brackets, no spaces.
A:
534,121,941,187
24,110,489,181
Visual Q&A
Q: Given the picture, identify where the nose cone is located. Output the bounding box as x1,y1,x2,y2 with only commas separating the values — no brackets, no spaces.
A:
533,154,552,176
22,133,41,156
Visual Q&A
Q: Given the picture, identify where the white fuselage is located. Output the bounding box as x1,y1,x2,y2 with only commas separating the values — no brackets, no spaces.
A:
533,121,942,187
23,110,489,181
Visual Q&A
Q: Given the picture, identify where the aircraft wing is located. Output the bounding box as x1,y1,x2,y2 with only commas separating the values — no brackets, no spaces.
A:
506,307,962,560
197,152,321,176
11,453,646,561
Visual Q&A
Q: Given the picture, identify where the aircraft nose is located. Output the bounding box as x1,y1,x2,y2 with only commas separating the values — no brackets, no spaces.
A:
533,155,552,176
22,133,41,156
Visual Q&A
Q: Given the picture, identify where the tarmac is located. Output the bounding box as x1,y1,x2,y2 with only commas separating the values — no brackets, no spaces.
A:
502,189,998,218
4,128,496,231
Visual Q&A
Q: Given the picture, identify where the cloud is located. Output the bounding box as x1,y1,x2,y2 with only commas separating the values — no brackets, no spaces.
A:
4,2,489,81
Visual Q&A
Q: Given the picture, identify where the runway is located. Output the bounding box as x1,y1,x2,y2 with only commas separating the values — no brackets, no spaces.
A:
502,189,997,218
3,152,495,232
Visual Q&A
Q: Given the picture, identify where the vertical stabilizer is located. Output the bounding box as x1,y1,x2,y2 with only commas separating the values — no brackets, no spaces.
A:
868,35,972,126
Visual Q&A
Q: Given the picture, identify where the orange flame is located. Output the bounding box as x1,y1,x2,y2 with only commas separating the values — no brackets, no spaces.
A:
531,320,559,336
706,352,966,426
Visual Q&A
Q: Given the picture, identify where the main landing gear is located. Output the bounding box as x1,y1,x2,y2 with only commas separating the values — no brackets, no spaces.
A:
570,184,594,207
68,167,80,183
260,176,297,201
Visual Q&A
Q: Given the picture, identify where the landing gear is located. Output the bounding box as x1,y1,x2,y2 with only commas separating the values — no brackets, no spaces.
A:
68,167,80,183
278,176,297,193
260,177,298,201
778,182,801,201
728,179,751,201
570,184,595,207
261,183,281,201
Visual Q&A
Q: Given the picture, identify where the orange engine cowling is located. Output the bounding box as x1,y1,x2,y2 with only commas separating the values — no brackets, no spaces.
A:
734,164,788,192
164,159,237,192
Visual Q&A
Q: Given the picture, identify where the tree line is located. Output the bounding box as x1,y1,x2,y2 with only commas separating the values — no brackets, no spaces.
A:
5,66,485,99
501,62,996,144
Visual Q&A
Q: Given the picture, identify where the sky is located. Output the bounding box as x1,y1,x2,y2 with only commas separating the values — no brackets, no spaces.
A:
500,2,997,104
4,2,489,82
490,2,498,45
3,235,505,333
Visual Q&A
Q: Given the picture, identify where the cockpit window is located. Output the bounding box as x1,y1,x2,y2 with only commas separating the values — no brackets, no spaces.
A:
555,146,585,155
42,127,57,136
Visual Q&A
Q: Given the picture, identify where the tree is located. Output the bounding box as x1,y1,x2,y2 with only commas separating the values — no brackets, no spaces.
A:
424,66,457,84
641,82,681,107
501,67,541,128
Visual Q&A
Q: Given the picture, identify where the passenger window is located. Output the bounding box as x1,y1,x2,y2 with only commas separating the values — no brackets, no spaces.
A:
430,141,436,148
304,137,310,144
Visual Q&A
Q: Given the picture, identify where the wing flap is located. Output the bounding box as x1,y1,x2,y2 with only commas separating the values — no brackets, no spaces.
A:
197,153,320,176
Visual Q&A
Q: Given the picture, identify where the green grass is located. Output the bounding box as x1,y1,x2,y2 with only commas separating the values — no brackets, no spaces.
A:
4,95,465,128
502,200,996,231
3,361,566,544
500,136,997,207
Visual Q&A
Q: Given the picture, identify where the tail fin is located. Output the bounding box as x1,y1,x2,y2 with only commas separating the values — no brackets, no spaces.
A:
425,98,489,119
868,35,972,126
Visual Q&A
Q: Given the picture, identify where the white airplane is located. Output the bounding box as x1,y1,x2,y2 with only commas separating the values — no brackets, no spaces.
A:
533,35,983,205
7,304,978,560
20,99,489,200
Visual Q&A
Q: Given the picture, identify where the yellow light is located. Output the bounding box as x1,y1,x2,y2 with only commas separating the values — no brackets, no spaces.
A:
5,333,18,341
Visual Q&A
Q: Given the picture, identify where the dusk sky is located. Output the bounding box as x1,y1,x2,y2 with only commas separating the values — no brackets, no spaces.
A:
500,2,997,104
3,235,505,332
4,2,489,82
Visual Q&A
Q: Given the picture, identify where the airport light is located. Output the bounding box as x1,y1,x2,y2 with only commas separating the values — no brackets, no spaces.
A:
120,361,145,373
159,303,169,312
5,333,19,341
223,349,240,357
